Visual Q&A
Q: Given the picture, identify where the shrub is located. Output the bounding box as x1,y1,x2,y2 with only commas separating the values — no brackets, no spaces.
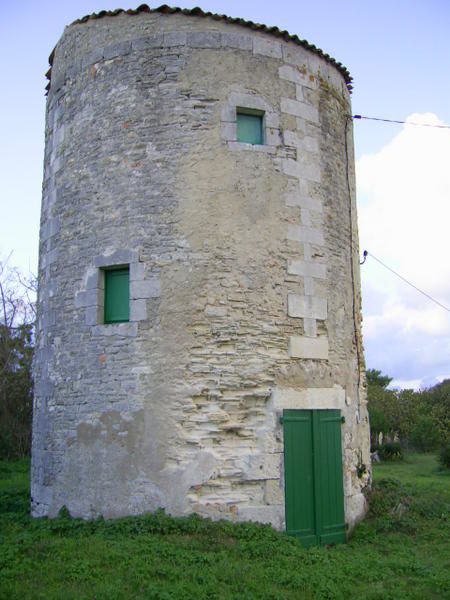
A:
378,442,403,461
439,439,450,469
367,478,416,533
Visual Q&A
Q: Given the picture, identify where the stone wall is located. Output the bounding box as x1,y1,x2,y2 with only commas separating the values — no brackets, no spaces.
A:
32,10,370,530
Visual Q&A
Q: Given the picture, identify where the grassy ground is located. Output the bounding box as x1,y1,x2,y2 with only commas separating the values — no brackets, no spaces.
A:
0,454,449,599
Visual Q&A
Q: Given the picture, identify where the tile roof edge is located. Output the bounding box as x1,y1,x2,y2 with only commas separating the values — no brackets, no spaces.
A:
46,4,353,92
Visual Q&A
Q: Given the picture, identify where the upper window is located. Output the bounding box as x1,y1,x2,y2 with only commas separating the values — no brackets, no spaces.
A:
236,109,264,145
104,267,130,323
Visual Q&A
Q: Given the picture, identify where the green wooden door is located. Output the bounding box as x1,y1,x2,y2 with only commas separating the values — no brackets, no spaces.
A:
283,409,346,546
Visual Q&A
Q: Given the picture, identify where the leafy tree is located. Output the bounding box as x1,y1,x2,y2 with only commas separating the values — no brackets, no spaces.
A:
421,380,450,444
367,368,450,455
366,369,392,390
366,370,396,448
0,258,35,459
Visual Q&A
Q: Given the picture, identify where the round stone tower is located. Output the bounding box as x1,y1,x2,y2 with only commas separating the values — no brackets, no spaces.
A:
32,5,370,540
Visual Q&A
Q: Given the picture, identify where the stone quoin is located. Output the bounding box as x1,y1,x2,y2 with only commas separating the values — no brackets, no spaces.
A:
32,5,371,541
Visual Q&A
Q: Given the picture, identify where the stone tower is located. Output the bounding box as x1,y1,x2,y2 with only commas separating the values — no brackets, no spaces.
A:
32,5,370,540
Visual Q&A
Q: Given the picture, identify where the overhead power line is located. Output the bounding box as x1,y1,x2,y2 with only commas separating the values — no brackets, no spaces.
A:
351,114,450,129
360,250,450,313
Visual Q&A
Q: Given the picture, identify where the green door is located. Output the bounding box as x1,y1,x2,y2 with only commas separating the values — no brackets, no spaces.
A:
283,409,346,546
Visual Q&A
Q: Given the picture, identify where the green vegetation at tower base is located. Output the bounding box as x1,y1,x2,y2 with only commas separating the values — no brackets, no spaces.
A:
1,455,449,599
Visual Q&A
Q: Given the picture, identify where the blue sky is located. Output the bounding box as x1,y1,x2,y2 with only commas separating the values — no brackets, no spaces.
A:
1,0,449,388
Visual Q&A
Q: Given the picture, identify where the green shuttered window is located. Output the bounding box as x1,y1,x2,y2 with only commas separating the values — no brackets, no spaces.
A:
236,109,264,145
104,267,130,323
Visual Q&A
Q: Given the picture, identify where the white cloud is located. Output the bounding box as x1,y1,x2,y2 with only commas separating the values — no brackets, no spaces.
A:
357,113,450,386
390,379,422,391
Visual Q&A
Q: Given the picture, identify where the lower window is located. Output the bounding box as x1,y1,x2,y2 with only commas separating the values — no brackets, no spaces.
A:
104,267,130,323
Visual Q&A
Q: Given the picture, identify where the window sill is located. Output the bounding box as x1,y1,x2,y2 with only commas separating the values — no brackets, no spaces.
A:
91,322,138,337
227,141,276,154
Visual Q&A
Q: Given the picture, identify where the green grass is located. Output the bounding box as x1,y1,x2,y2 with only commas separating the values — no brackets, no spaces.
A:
1,455,449,599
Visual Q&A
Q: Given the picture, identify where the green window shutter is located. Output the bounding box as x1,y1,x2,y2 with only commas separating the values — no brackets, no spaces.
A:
104,268,130,323
236,111,263,145
314,410,346,545
283,409,346,547
283,410,317,546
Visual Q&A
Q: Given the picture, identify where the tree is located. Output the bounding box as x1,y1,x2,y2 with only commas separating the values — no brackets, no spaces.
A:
367,369,394,448
0,257,35,459
366,369,392,390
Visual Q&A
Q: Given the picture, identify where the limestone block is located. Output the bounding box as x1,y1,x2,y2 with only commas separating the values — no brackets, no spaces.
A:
239,452,281,480
238,505,283,528
85,269,101,290
75,289,98,308
188,31,221,48
253,37,282,59
103,41,131,60
130,262,145,281
288,335,329,359
300,208,312,226
287,224,324,245
272,386,345,410
90,322,138,337
130,299,147,321
220,104,235,122
85,306,99,326
265,113,280,128
303,136,319,153
94,250,138,268
130,279,160,299
221,122,236,141
66,60,82,81
285,192,323,213
283,130,300,148
221,33,253,50
41,217,60,242
303,317,317,337
41,248,58,269
279,64,319,90
163,31,187,47
281,98,319,123
131,35,163,51
227,142,276,154
81,47,104,68
345,493,368,528
287,294,327,320
205,305,227,317
282,158,321,182
229,92,270,112
287,260,326,279
264,128,281,147
265,479,284,505
279,64,306,84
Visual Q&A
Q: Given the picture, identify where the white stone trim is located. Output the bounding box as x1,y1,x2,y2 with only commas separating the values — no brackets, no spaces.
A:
272,386,345,410
278,64,318,89
289,335,329,359
287,294,327,320
221,92,280,152
77,250,160,329
287,225,324,245
287,259,326,279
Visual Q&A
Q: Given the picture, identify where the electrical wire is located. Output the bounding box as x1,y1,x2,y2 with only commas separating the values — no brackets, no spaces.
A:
362,250,450,313
351,115,450,129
